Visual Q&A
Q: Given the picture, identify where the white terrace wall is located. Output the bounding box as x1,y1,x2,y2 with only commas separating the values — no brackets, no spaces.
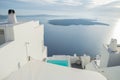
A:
0,21,47,80
13,21,46,60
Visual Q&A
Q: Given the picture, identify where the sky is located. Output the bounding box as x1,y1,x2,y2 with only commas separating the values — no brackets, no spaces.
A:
0,0,120,15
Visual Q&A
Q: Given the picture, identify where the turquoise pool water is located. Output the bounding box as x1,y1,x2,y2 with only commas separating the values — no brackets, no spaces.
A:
47,60,69,67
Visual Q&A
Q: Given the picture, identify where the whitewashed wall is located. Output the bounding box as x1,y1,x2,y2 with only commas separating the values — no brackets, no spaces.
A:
100,45,109,68
0,21,47,80
100,45,120,67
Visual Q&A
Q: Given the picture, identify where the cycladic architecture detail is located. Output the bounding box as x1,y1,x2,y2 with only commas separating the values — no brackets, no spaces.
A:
86,38,120,80
108,39,117,52
0,9,47,79
100,39,120,67
8,9,17,24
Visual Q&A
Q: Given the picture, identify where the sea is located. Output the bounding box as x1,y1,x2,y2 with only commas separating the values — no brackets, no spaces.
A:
0,15,117,57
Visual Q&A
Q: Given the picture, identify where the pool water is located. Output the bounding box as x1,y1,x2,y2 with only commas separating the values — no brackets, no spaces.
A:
47,60,69,67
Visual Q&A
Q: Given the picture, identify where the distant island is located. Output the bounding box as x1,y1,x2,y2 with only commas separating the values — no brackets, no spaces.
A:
48,19,109,26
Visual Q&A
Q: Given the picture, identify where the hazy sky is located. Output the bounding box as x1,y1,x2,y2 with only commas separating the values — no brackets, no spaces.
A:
0,0,120,16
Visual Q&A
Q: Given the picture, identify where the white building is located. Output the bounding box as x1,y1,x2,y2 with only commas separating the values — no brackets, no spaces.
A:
0,9,47,80
86,39,120,80
100,39,120,67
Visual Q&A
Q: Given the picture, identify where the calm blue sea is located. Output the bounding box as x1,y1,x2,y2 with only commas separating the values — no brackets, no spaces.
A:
0,15,116,57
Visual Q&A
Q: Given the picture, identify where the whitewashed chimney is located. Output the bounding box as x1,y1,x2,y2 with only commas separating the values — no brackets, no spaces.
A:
8,9,17,24
108,39,117,52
